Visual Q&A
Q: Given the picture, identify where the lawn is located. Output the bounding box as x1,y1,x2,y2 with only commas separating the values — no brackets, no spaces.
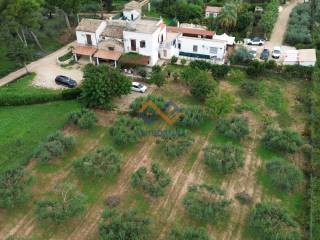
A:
0,100,80,172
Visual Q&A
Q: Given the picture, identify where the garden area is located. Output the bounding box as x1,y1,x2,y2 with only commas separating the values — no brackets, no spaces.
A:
0,59,312,240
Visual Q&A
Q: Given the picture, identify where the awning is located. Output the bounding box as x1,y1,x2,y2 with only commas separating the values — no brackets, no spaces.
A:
94,50,122,61
72,46,97,56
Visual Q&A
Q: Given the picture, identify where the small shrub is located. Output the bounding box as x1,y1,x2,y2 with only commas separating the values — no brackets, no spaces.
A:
171,56,178,64
138,68,147,80
149,69,166,87
182,184,230,224
169,226,212,240
265,158,304,192
211,64,231,79
205,91,235,117
226,69,246,84
240,80,259,96
235,191,252,205
189,70,218,100
204,143,244,174
34,131,74,162
0,167,32,208
181,59,187,65
247,203,301,240
105,195,120,208
131,162,171,197
264,60,277,70
66,108,97,129
177,106,208,128
99,208,150,239
109,116,145,145
36,182,86,223
215,116,249,139
261,128,303,153
157,136,194,158
73,147,122,177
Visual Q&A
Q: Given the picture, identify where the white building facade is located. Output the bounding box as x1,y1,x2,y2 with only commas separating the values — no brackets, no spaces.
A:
75,19,107,46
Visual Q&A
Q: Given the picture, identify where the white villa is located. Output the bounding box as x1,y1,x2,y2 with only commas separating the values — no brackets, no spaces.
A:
205,6,222,18
73,1,234,66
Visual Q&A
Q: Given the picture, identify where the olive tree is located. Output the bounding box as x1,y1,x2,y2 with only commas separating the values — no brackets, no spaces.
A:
169,226,212,240
36,182,86,223
177,106,208,129
182,184,230,224
66,108,97,129
215,116,250,139
73,147,122,178
203,143,244,174
157,136,194,158
0,168,32,208
99,208,151,239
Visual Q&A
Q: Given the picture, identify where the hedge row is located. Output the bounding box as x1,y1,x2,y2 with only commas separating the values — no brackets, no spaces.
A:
310,67,320,239
0,88,81,106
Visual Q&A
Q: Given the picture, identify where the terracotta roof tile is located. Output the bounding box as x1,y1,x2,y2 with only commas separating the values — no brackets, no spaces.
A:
167,26,215,37
72,46,97,56
94,50,122,61
205,6,222,13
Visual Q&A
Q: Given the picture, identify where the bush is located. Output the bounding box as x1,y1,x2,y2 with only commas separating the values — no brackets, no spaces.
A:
99,208,150,240
73,147,122,177
215,116,249,139
171,56,178,64
36,182,86,223
189,70,218,100
246,60,265,76
169,226,212,240
130,94,166,117
181,59,187,65
240,80,259,96
149,68,166,87
235,191,252,205
0,87,81,106
0,167,32,208
283,65,313,80
66,108,97,129
247,203,301,240
226,69,246,84
109,115,145,145
204,143,244,174
231,46,253,65
182,184,230,224
265,158,304,192
261,128,303,153
259,0,279,37
131,162,171,197
81,64,131,108
205,91,235,117
177,106,208,128
189,61,230,79
34,131,74,162
157,136,194,158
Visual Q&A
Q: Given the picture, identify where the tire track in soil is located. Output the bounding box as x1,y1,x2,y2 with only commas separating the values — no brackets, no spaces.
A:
0,130,106,239
64,140,156,240
157,136,211,240
215,115,263,240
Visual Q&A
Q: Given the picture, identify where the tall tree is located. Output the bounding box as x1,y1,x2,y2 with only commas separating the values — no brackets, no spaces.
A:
55,0,81,31
217,2,237,31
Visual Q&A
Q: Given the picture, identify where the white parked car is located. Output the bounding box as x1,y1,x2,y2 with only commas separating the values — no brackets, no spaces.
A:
249,47,258,58
247,37,265,46
131,82,147,93
272,46,281,59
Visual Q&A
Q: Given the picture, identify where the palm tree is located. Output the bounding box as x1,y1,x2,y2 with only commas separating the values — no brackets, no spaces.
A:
217,2,237,32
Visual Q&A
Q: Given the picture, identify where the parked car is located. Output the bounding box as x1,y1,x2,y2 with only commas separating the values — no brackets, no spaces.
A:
272,46,281,59
131,82,147,93
249,47,258,58
55,75,77,88
247,37,265,46
260,48,270,60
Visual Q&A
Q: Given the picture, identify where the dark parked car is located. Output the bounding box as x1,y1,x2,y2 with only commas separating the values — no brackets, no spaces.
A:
260,48,270,61
55,75,77,88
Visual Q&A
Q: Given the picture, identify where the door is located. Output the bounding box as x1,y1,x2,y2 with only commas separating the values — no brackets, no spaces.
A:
86,34,92,45
131,39,136,51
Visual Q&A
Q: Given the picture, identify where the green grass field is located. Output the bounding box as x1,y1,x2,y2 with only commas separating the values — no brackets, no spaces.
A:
0,101,80,172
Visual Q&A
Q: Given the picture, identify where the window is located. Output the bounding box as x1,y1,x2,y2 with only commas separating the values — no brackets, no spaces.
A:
210,47,218,55
193,45,198,52
108,47,115,51
178,43,181,49
140,40,146,48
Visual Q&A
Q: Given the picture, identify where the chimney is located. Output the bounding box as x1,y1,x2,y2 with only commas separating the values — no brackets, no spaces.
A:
177,21,180,28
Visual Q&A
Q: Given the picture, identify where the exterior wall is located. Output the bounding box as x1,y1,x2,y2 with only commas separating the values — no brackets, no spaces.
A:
123,26,163,66
178,36,226,60
123,10,140,21
300,61,316,66
76,22,107,46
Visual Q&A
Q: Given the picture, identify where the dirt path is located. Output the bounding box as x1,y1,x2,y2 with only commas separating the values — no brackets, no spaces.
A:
268,0,302,46
215,113,263,240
